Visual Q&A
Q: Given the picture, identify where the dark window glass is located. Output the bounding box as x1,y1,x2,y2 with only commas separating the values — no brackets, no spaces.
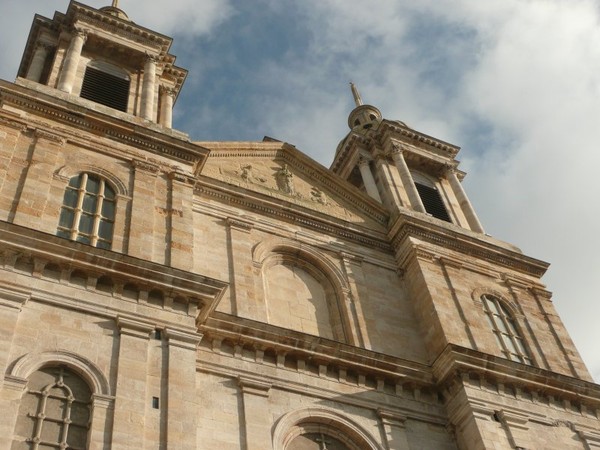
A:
415,182,452,222
80,65,130,112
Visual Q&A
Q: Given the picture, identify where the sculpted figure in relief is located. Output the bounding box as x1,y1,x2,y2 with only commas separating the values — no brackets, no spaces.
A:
276,164,295,195
310,187,327,205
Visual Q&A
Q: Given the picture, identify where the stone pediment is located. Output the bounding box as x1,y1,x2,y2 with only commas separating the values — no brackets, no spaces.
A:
196,141,388,230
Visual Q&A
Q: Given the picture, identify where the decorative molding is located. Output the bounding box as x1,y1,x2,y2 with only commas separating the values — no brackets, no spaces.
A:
10,350,111,395
195,184,390,251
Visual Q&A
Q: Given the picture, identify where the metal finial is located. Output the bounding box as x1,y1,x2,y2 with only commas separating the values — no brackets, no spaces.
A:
350,82,363,107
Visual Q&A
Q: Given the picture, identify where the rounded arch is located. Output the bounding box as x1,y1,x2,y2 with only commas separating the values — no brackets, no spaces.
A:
55,164,129,197
410,170,438,188
87,60,130,81
273,407,383,450
9,350,111,396
471,287,521,318
252,238,350,294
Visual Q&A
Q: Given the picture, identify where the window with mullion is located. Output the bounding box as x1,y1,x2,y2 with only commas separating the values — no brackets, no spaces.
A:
481,294,532,365
57,173,115,249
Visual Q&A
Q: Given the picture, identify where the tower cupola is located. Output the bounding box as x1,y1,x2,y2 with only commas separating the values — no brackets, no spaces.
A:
347,82,382,131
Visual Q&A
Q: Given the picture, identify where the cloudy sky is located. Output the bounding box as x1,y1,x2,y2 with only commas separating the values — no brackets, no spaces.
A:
1,0,599,381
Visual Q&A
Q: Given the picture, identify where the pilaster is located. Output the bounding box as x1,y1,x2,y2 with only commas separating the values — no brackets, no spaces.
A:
164,328,202,449
377,409,410,450
12,129,65,230
167,170,194,270
112,317,153,450
238,376,272,450
128,160,159,262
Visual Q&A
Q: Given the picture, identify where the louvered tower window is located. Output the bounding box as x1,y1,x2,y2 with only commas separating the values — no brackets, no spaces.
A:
57,173,116,249
481,294,532,364
412,172,452,222
80,60,130,112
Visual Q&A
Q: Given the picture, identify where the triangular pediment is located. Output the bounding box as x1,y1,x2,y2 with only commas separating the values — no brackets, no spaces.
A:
196,141,388,231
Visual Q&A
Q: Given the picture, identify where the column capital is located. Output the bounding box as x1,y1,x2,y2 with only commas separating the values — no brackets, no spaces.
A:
159,85,177,97
357,155,371,167
144,52,159,64
71,27,88,41
164,328,202,350
238,376,272,397
131,159,160,173
116,316,154,338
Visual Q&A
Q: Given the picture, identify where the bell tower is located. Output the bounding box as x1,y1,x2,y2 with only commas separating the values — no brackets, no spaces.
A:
16,0,186,127
333,84,484,233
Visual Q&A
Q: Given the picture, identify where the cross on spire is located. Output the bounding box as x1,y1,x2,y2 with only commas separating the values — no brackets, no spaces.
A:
350,81,363,107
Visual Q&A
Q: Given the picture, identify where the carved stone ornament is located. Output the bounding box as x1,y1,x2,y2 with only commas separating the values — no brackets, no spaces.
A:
237,164,266,184
276,164,295,195
310,187,327,205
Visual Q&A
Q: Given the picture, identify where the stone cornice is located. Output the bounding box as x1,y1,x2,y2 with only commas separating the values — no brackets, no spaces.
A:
1,79,207,169
433,344,600,409
201,312,432,385
390,214,548,278
378,120,460,158
0,221,228,323
194,179,391,252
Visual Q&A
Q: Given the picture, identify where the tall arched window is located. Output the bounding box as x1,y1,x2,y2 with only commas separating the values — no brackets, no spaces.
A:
481,294,532,364
12,365,92,450
57,173,116,249
412,172,452,222
80,60,130,112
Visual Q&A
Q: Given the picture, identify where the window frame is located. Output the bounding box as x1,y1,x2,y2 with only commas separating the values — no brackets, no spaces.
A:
57,172,116,249
481,294,532,365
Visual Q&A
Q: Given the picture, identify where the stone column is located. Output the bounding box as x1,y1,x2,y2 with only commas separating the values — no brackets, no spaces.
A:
390,147,426,213
164,329,201,450
167,171,194,271
159,87,175,128
26,42,53,82
141,54,158,120
496,410,532,449
446,168,484,233
357,157,382,202
378,409,410,450
238,377,272,450
111,317,153,450
57,29,87,93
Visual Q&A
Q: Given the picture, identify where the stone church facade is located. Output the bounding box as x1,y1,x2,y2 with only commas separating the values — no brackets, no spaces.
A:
0,2,598,449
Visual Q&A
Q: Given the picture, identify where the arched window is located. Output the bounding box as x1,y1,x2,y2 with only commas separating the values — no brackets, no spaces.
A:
12,365,92,450
481,294,532,364
411,172,452,222
57,173,116,249
80,60,130,112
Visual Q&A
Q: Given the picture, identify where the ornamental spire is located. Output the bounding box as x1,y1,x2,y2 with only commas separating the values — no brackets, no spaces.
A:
112,0,119,7
350,82,363,107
